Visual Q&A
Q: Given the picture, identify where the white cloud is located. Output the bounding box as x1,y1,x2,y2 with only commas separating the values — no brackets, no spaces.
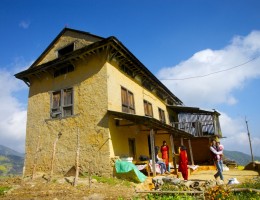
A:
219,112,260,157
19,20,30,29
0,61,29,153
157,31,260,157
158,30,260,107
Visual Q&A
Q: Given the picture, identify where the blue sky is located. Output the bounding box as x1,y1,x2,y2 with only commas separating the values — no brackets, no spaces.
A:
1,0,260,158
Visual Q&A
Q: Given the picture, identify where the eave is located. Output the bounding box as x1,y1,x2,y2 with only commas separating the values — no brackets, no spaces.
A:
167,105,220,116
108,110,193,138
15,36,183,105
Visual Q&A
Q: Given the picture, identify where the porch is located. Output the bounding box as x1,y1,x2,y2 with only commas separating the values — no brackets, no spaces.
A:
108,107,221,177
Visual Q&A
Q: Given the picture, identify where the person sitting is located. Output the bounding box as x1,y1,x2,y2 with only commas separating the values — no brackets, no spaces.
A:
155,146,169,175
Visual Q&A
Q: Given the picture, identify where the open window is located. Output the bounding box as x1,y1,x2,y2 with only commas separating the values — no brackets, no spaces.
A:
51,88,73,118
54,64,74,78
58,43,74,57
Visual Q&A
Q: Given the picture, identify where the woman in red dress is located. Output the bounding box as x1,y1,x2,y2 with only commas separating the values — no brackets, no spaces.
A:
178,145,189,180
160,141,170,172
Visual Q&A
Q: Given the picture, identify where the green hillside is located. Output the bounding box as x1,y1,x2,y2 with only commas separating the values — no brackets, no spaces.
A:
224,150,260,166
0,145,24,175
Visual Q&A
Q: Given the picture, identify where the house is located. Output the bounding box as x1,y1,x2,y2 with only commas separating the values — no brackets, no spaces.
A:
15,28,222,177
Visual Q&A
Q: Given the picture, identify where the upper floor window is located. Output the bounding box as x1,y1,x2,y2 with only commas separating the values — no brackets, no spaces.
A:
51,88,73,118
158,108,166,123
54,64,74,78
144,100,153,117
58,43,74,57
120,65,134,78
121,87,135,114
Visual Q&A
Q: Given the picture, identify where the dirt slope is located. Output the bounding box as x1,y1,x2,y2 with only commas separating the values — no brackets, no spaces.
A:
0,169,258,199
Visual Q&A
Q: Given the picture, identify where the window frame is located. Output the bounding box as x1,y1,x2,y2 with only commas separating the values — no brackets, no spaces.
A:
158,107,166,123
121,87,135,114
50,87,74,119
143,100,153,117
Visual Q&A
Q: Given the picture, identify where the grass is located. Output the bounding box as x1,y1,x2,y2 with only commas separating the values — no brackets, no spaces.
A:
0,186,11,196
91,175,132,187
237,176,260,189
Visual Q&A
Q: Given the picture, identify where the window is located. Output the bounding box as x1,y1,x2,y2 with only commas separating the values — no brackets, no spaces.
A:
51,88,73,118
54,64,74,78
158,108,166,123
143,100,153,117
121,87,135,114
120,65,134,78
58,43,74,57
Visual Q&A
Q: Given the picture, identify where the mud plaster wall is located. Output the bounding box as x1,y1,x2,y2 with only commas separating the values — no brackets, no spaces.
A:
106,62,169,124
106,62,175,162
36,31,102,66
24,51,112,177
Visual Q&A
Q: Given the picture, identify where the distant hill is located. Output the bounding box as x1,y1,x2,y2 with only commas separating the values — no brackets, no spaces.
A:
224,150,260,166
0,145,24,175
0,145,24,157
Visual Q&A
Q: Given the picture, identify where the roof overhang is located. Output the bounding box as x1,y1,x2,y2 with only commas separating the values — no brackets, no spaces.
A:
167,105,220,116
15,32,183,105
108,110,193,138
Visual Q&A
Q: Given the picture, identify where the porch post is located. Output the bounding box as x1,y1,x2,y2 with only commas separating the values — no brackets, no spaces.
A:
170,134,177,175
188,139,194,166
150,128,156,177
180,137,183,145
213,115,218,135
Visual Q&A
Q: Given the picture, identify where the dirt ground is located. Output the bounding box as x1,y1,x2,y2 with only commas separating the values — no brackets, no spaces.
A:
0,168,259,200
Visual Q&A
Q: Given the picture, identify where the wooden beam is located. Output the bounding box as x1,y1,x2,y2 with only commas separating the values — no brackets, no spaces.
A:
181,138,183,145
170,134,177,175
149,129,156,177
188,139,194,166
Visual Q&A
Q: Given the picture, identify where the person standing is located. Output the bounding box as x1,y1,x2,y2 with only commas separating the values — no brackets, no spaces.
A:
210,139,224,181
175,145,189,180
216,141,224,172
161,141,170,172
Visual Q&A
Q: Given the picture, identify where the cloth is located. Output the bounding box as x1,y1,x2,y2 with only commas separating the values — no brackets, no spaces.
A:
178,149,188,180
160,145,169,166
157,161,167,174
115,160,147,183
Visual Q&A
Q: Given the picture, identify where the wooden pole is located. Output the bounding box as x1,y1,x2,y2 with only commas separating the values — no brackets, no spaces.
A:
245,117,254,163
32,133,41,180
180,138,183,145
50,132,62,180
149,129,156,177
170,134,177,175
88,162,91,189
188,139,194,166
74,128,80,187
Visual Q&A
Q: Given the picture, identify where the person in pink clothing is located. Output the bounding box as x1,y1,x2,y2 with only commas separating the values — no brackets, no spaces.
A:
216,141,224,172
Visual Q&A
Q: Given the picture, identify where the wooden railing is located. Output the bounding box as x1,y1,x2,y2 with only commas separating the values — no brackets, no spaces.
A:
170,121,215,137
